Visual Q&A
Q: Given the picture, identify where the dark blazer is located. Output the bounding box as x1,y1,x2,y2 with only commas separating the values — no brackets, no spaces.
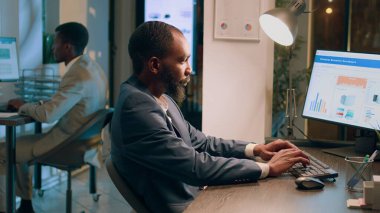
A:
111,75,262,213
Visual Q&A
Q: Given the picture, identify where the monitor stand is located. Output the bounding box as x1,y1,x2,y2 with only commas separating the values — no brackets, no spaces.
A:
322,136,380,161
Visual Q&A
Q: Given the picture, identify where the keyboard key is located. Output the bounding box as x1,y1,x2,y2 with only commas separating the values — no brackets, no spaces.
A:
288,151,338,179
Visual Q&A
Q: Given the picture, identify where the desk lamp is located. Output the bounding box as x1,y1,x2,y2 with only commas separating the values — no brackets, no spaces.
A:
259,0,306,46
259,0,306,138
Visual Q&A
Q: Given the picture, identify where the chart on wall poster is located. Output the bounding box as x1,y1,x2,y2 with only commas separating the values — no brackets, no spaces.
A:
303,50,380,130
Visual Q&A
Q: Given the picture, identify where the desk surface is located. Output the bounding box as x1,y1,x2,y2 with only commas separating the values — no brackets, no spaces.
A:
0,114,34,126
185,147,380,213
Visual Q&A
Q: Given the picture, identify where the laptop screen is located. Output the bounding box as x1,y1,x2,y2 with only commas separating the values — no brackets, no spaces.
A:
0,37,20,81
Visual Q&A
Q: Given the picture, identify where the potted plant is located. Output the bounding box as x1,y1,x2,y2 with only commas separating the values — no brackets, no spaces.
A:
271,0,311,137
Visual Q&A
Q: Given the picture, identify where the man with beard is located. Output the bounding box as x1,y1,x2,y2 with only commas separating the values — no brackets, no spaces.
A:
110,21,309,213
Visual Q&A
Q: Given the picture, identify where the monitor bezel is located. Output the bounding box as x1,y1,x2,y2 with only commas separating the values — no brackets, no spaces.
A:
301,49,380,132
0,36,20,82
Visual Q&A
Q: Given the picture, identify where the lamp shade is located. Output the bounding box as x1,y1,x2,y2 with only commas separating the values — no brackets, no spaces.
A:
259,0,306,46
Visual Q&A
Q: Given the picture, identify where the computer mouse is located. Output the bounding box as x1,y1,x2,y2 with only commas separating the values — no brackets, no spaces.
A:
295,177,325,190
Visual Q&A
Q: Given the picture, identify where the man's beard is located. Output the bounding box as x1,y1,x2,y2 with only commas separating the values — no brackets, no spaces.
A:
161,71,190,104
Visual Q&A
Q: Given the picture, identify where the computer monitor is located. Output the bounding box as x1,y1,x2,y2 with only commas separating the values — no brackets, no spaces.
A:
0,37,20,81
139,0,197,74
303,50,380,158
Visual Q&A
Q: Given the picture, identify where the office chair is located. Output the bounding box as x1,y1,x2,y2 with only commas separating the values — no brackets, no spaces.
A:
31,108,113,213
105,156,150,213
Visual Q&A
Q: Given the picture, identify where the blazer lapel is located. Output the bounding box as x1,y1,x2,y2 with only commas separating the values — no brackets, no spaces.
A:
167,110,182,136
166,106,192,146
127,76,190,144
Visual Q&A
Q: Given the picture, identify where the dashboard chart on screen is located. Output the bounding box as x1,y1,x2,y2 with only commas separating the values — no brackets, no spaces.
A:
303,50,380,131
303,50,380,159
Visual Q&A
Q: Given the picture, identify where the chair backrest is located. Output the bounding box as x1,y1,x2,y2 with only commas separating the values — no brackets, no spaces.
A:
100,110,113,160
105,156,150,213
33,108,114,168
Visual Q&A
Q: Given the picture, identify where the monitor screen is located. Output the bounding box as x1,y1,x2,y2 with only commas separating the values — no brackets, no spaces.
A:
0,37,19,81
144,0,196,74
302,50,380,131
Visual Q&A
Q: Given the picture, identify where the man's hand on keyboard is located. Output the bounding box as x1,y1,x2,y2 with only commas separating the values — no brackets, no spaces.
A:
267,148,310,177
254,139,300,161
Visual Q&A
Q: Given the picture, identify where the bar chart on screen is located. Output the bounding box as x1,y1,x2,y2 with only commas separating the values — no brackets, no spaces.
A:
309,93,327,113
303,50,380,130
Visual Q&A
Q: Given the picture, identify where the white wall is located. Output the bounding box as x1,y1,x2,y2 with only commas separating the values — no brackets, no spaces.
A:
19,0,43,70
202,0,275,143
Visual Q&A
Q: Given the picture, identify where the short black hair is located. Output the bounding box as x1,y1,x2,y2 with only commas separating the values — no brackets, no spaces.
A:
55,22,89,55
128,21,183,74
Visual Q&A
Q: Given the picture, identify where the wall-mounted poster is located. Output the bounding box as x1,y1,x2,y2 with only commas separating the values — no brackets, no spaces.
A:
214,0,261,41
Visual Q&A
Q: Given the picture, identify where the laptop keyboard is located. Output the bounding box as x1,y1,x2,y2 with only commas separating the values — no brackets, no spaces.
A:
289,151,338,179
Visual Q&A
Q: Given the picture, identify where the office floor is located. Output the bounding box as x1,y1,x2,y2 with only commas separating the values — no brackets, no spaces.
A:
28,165,132,213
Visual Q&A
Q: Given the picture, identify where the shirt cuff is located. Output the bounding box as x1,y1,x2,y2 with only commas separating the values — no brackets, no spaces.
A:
256,162,270,179
244,143,257,159
18,102,36,115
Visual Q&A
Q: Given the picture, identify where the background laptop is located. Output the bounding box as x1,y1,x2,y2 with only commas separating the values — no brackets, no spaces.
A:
0,37,20,111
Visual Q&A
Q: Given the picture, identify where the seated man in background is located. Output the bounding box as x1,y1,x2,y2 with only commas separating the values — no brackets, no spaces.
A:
111,21,309,213
0,22,108,213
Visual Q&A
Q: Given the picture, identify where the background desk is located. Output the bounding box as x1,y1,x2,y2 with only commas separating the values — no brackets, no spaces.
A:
0,115,34,213
185,147,380,213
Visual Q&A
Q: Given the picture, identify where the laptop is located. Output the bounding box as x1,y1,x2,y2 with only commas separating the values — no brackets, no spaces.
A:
0,37,21,113
0,37,20,81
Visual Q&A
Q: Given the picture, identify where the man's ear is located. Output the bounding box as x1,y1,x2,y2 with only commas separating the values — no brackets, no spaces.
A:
147,57,160,75
64,43,74,55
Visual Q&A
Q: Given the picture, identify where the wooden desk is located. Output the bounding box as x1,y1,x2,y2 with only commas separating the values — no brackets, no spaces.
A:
0,115,34,213
185,147,380,213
